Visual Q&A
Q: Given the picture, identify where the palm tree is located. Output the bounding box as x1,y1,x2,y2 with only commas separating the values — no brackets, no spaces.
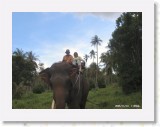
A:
83,54,89,63
13,48,26,58
90,35,102,87
26,51,39,61
83,54,89,79
26,51,39,68
89,50,96,63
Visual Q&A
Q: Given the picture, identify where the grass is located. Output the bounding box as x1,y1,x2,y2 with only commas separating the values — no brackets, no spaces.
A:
86,85,142,109
12,91,53,109
12,85,142,109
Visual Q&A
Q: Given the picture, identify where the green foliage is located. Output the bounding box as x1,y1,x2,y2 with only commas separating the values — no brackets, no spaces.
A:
100,52,114,85
89,50,96,62
97,75,106,88
32,84,45,94
12,82,17,98
103,12,142,94
12,52,38,85
12,85,141,109
87,78,96,90
83,54,89,63
86,62,108,89
12,48,39,96
12,49,37,84
32,78,46,94
86,62,99,89
12,83,26,99
91,35,102,47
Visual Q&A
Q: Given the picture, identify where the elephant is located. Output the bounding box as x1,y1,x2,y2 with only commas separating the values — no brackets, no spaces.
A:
39,62,89,109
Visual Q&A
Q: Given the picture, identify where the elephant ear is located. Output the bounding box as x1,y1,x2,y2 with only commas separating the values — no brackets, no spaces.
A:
39,68,52,89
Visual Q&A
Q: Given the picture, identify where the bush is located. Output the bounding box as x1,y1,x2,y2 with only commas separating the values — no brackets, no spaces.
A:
98,76,106,88
32,79,45,94
12,82,25,99
12,82,17,98
120,71,142,95
88,78,96,90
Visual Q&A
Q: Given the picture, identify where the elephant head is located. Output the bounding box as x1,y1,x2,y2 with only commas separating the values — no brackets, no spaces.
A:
49,62,75,109
40,62,89,109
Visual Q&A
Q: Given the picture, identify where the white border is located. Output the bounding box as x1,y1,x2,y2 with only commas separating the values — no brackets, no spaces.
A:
0,0,154,121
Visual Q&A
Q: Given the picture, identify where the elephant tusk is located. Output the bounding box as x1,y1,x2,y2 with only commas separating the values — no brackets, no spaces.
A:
51,99,56,109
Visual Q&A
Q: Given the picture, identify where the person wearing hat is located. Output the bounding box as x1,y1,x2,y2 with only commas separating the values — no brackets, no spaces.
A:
62,49,73,64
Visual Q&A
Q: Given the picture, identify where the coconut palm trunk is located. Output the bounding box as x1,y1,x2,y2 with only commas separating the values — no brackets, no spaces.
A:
90,35,102,89
96,44,98,88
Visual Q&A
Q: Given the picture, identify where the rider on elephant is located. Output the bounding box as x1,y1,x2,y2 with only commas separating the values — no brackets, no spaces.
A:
72,52,85,72
62,49,73,64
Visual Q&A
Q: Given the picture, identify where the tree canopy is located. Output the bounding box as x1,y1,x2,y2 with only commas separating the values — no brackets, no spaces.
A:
12,49,38,86
106,12,142,94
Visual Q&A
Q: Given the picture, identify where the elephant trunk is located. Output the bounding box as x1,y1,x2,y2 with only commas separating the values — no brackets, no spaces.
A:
51,99,66,109
55,100,66,109
53,85,67,109
51,95,66,109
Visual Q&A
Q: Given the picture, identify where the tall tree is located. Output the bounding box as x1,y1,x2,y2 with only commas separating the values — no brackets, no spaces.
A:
13,48,26,58
83,54,89,63
87,62,98,88
89,50,96,62
26,51,39,68
108,12,142,94
91,35,102,87
12,49,38,87
100,52,113,85
26,51,38,61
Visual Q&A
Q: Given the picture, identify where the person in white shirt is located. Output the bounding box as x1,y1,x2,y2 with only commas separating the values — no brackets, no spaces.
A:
72,52,85,72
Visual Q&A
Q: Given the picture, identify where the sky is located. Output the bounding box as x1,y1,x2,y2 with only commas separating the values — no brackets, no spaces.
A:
12,12,122,68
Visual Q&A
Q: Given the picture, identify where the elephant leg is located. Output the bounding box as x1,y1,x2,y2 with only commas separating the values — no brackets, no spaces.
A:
79,79,89,109
80,97,87,109
80,102,85,109
80,90,89,109
67,102,80,109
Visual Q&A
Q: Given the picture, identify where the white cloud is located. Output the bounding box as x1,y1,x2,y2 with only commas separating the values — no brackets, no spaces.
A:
91,12,122,20
74,12,122,21
39,12,122,23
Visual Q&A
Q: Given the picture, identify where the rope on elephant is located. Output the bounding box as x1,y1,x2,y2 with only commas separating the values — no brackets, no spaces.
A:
73,73,81,95
78,72,81,94
74,74,79,87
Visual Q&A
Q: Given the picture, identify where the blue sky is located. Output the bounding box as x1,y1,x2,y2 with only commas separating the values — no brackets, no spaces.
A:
12,12,121,67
